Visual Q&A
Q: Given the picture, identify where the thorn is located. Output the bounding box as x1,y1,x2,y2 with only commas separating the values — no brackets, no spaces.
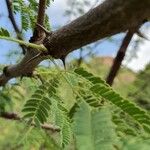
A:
3,66,9,77
136,30,149,40
36,23,50,35
60,55,67,70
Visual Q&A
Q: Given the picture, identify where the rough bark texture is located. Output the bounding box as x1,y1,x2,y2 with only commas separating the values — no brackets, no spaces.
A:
43,0,150,58
0,0,150,86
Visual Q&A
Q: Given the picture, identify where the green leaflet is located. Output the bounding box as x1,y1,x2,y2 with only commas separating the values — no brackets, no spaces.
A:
112,112,139,136
73,101,118,150
121,137,150,150
77,89,103,108
74,68,150,133
13,0,40,31
52,99,72,148
22,78,59,126
22,75,71,148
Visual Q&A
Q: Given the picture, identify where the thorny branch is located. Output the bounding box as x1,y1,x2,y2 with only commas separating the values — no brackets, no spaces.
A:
0,0,48,86
0,0,150,86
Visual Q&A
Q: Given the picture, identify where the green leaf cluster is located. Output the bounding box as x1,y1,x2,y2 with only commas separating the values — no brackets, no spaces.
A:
15,67,150,149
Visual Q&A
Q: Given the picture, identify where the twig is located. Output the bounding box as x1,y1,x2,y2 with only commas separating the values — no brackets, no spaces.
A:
0,36,47,52
5,0,26,54
1,112,21,120
0,112,60,132
41,124,60,132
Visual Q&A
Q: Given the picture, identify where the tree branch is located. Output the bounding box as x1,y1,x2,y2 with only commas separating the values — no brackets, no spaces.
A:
31,0,47,42
106,22,146,86
106,31,134,85
0,0,48,86
0,112,60,132
5,0,26,54
37,0,47,26
43,0,150,58
0,0,150,86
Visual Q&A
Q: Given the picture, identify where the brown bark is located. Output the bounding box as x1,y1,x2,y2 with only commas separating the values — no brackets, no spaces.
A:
106,31,135,85
0,0,150,86
43,0,150,58
30,0,47,43
106,21,146,86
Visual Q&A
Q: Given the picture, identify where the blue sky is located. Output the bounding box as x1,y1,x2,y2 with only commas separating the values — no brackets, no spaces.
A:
0,0,150,71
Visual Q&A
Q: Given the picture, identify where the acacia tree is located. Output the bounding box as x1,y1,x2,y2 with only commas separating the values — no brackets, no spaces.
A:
0,0,150,149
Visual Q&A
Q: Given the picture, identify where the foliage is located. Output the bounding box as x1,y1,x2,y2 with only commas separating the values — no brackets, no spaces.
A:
1,66,150,149
13,0,51,31
129,63,150,110
73,101,119,150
